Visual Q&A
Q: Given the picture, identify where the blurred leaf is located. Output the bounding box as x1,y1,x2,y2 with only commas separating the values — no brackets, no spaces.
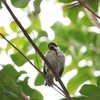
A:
68,6,80,23
6,37,29,53
33,53,42,70
67,67,91,94
34,73,44,86
27,15,41,32
86,94,100,100
0,27,8,36
11,0,30,8
80,84,100,96
10,21,19,32
71,96,86,100
0,71,22,95
30,89,43,100
0,0,4,8
61,96,86,100
97,76,100,88
33,0,42,14
89,0,99,12
39,42,48,54
11,52,27,66
37,30,48,39
2,64,19,80
17,77,33,95
52,21,69,41
0,91,22,100
58,0,74,3
17,77,43,99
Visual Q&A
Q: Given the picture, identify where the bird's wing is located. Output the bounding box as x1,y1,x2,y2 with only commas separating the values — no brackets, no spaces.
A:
57,52,65,77
43,50,57,75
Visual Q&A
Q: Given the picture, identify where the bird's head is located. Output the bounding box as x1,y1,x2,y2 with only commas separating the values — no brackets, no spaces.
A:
48,42,58,51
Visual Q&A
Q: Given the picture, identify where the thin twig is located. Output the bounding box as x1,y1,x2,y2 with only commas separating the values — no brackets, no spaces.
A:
2,1,72,99
52,86,66,97
0,33,44,77
32,32,41,70
83,3,100,29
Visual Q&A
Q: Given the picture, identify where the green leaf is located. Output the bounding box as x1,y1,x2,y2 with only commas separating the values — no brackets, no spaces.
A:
97,76,100,88
0,91,22,100
17,77,43,99
0,27,8,36
68,6,80,23
34,73,44,86
2,64,27,81
90,0,99,12
10,21,19,32
17,77,34,96
80,84,100,96
0,71,22,95
0,0,5,8
39,42,48,54
2,64,19,80
52,21,69,41
27,16,41,32
30,89,43,100
61,96,86,100
11,0,30,8
33,53,42,70
33,0,42,13
11,53,27,66
38,30,48,38
67,67,91,94
86,94,100,100
58,0,74,3
72,96,86,100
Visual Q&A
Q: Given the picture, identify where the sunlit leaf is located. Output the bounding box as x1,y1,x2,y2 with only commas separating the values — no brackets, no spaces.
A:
10,21,19,32
0,27,8,36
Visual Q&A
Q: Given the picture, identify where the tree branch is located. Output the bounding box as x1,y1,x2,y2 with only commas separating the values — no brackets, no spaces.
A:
2,1,72,99
83,3,100,29
77,0,100,19
0,32,66,97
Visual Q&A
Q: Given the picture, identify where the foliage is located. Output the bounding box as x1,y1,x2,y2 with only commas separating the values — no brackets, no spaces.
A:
0,0,100,100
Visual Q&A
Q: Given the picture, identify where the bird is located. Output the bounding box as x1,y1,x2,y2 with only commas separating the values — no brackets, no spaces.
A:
43,42,65,86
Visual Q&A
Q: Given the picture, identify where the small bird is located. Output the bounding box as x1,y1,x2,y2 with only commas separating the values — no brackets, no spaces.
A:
43,42,65,86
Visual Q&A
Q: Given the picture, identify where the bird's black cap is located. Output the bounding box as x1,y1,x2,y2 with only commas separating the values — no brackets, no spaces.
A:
48,42,57,50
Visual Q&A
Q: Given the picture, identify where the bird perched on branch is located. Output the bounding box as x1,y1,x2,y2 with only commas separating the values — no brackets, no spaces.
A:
43,42,65,86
